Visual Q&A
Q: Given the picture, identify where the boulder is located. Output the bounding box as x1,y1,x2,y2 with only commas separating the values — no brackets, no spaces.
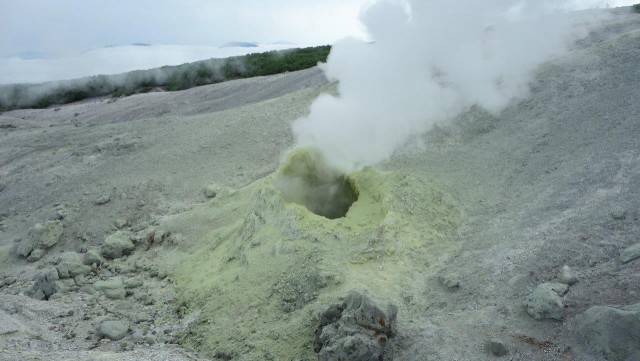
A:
94,277,127,299
15,220,63,258
489,339,508,356
620,243,640,263
97,320,129,341
27,248,45,262
524,283,568,320
31,268,63,300
124,277,144,289
577,303,640,360
83,250,104,266
314,290,398,361
101,232,135,259
56,252,92,279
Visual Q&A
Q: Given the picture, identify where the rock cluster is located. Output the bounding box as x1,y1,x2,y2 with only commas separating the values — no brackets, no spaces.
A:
314,290,398,361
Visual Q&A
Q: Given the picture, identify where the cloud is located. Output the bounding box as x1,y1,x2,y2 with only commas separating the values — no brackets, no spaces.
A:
0,0,370,59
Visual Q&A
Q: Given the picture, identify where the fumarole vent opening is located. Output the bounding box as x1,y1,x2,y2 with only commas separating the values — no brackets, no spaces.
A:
273,148,358,219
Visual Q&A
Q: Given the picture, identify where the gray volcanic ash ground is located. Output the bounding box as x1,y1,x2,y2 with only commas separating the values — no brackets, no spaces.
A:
1,8,640,361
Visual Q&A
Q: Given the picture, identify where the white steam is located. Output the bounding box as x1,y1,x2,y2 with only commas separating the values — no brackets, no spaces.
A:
292,0,604,170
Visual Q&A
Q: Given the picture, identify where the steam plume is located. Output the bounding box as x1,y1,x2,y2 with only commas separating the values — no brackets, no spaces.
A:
292,0,603,170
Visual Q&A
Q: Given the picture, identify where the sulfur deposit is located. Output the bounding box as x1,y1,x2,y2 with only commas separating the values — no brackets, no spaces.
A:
157,147,460,359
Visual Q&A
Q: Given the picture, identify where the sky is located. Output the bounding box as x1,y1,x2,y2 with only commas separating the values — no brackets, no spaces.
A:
0,0,637,83
0,0,370,59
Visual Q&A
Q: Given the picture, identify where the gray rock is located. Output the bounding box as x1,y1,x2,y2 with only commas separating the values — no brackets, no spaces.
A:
73,275,86,286
577,303,640,360
83,250,104,266
523,283,568,320
3,276,16,286
56,252,92,279
15,221,63,258
97,320,129,341
104,288,126,300
557,265,578,285
315,290,398,361
621,243,640,263
80,285,96,295
94,277,124,291
33,289,46,300
124,277,144,289
94,194,111,205
128,312,151,324
27,248,45,262
101,231,135,259
94,277,126,299
31,268,63,300
438,273,461,291
611,207,626,220
114,219,128,229
204,184,221,198
37,220,63,249
489,339,507,356
133,290,150,304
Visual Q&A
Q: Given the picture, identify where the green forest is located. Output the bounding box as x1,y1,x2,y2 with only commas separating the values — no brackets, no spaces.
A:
0,45,330,111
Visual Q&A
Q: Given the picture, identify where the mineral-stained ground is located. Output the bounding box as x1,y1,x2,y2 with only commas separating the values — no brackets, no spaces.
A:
1,10,640,361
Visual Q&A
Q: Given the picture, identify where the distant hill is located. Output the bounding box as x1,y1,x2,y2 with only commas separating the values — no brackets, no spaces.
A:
221,41,259,48
0,45,331,110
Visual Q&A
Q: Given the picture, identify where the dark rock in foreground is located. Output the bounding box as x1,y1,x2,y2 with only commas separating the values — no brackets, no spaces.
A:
577,303,640,360
314,290,398,361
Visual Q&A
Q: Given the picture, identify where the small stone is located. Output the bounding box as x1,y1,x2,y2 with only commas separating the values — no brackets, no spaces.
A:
27,248,45,262
124,277,144,289
128,312,151,324
94,194,111,205
73,275,86,286
557,265,578,285
83,250,104,266
131,222,148,233
204,184,221,198
101,231,135,259
611,207,626,220
104,288,126,300
114,219,128,229
97,320,129,341
80,285,96,295
621,243,640,263
33,289,46,300
94,277,124,291
3,276,16,286
489,339,508,356
438,274,461,291
524,283,568,320
133,290,148,303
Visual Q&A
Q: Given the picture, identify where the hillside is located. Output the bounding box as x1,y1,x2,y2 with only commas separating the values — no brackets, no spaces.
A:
0,8,639,361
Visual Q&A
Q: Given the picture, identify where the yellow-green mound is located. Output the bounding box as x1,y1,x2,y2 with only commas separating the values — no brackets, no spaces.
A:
157,148,461,359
